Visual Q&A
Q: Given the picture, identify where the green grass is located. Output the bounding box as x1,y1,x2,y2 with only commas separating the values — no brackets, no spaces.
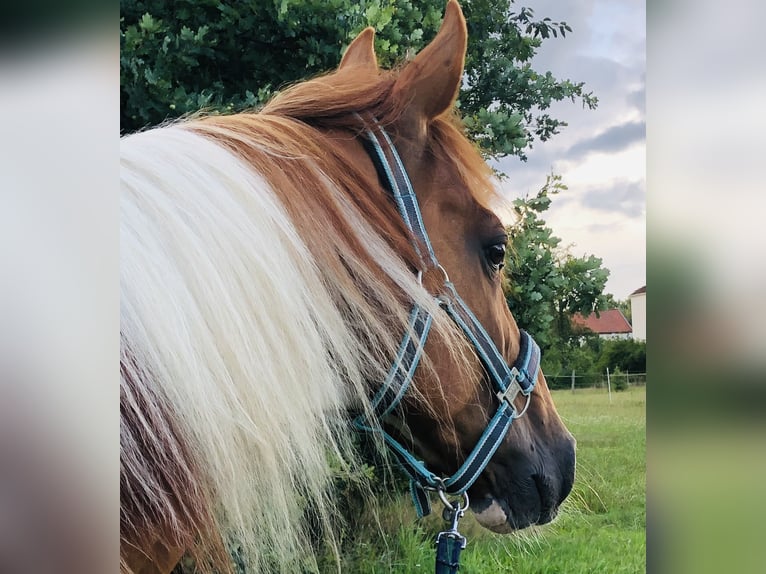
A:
330,386,646,573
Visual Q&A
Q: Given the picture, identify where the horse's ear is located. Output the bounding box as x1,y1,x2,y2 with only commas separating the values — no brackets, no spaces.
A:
393,0,467,120
339,27,378,72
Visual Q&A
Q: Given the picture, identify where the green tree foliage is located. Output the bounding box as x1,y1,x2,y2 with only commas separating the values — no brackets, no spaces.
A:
596,339,646,375
611,367,629,391
542,335,646,390
604,293,632,324
120,0,596,159
543,342,602,389
459,3,597,159
503,174,610,351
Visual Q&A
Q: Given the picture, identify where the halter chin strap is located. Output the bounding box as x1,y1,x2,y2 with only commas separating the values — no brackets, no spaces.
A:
353,117,542,518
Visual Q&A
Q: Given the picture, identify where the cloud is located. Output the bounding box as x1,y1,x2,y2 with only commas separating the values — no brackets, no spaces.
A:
581,180,645,218
586,221,621,234
566,120,645,160
493,150,557,194
627,83,645,114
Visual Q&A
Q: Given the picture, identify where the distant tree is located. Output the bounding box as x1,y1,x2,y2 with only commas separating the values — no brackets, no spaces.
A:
120,0,597,159
503,174,610,350
604,293,632,324
542,342,602,389
596,339,646,374
611,367,629,391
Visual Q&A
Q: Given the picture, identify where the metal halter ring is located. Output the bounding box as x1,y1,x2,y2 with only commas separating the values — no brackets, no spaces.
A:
416,263,450,287
438,488,470,513
512,392,532,420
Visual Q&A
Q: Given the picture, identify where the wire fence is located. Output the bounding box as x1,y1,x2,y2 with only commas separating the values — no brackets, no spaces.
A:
546,371,646,391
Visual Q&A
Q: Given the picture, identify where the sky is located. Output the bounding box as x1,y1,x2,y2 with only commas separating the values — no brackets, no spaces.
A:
493,0,646,301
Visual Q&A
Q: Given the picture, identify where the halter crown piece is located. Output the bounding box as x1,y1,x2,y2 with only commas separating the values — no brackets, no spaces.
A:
353,116,543,574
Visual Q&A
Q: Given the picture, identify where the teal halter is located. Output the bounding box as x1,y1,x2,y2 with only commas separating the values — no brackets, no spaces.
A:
353,117,542,519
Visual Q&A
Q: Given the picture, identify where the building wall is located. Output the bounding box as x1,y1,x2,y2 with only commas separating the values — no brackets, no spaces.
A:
630,292,647,341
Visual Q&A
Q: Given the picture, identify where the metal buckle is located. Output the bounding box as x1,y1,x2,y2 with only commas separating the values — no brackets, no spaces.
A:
496,374,532,419
496,370,521,407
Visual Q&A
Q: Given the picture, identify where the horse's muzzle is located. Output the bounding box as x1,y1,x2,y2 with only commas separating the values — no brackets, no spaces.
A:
470,434,576,532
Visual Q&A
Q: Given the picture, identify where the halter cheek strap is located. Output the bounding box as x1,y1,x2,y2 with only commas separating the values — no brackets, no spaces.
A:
353,117,542,518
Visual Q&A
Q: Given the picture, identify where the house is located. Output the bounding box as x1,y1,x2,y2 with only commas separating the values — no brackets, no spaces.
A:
629,285,646,341
572,308,633,340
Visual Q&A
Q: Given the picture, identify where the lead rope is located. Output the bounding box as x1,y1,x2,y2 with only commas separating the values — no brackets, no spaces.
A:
434,492,469,574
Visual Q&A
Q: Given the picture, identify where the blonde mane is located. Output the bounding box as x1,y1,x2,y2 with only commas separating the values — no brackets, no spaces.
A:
120,62,498,573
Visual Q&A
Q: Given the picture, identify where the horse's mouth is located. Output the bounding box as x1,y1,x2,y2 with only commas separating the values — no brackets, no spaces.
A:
470,475,560,533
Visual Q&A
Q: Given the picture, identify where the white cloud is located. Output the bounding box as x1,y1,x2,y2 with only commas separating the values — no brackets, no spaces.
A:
558,145,645,187
495,0,645,300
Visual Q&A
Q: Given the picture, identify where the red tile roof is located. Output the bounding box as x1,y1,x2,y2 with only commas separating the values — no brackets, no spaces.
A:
572,309,632,334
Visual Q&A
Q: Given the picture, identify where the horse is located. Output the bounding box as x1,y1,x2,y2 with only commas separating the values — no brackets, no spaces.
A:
120,2,576,572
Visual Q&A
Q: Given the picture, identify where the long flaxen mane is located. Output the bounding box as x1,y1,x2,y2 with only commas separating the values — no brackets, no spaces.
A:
120,54,498,573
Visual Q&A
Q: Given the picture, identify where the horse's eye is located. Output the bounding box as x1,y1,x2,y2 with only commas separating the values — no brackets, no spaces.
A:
485,243,506,271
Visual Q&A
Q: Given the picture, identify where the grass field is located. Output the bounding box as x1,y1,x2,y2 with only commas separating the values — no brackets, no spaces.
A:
331,385,646,573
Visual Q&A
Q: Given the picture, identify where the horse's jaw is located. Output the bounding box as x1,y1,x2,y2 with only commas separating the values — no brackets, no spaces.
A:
471,491,560,533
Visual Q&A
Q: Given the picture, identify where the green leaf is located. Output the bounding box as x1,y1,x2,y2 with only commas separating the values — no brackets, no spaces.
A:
138,13,161,34
121,0,598,162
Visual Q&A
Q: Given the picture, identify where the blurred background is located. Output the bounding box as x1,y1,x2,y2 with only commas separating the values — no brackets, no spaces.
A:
0,2,116,573
649,1,766,572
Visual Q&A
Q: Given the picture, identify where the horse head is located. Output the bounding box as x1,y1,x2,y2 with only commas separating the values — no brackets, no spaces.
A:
335,0,576,531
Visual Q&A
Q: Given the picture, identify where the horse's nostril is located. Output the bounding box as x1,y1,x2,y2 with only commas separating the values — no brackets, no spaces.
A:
532,474,545,501
531,473,559,524
533,474,555,508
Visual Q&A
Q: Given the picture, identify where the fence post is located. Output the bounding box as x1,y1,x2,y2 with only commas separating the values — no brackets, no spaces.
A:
606,367,612,403
571,369,576,393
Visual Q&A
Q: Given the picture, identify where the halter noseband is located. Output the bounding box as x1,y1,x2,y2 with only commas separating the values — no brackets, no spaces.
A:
353,117,542,519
